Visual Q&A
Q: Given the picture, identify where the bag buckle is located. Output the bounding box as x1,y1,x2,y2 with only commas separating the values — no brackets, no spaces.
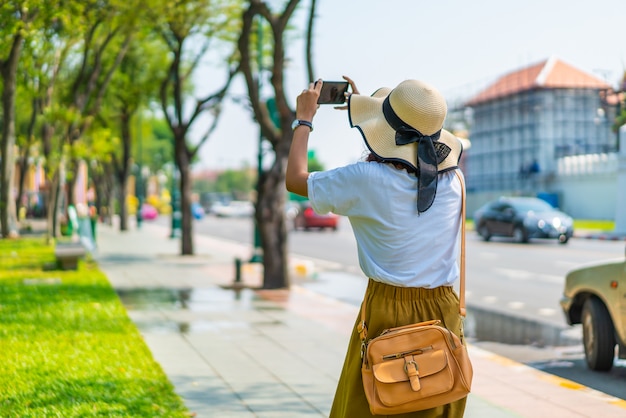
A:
404,358,421,392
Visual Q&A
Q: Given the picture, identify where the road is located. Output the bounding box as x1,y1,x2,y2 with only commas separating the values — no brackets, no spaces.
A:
176,215,624,328
156,214,626,398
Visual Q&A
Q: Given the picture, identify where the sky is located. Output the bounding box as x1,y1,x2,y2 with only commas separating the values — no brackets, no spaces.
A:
191,0,626,172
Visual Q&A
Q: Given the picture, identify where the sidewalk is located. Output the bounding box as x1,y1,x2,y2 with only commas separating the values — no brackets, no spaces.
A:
94,222,626,417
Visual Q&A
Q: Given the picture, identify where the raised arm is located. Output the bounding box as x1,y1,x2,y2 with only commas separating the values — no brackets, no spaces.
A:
285,80,322,197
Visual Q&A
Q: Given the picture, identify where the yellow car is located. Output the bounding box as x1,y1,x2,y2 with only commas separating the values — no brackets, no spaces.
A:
560,246,626,371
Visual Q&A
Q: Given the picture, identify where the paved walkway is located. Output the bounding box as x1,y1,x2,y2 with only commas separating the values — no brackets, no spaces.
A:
94,222,626,417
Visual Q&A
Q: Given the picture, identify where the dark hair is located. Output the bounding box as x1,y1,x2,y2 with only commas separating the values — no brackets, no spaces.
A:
366,152,416,174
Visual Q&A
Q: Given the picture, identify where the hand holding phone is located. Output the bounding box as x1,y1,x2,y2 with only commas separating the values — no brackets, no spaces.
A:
316,80,350,105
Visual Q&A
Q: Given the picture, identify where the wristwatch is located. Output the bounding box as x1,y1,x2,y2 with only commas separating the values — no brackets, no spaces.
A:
291,119,313,132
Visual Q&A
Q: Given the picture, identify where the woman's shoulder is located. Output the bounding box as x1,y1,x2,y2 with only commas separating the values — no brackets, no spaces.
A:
321,161,383,178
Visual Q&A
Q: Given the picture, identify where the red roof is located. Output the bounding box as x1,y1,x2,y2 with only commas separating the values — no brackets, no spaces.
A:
466,57,611,106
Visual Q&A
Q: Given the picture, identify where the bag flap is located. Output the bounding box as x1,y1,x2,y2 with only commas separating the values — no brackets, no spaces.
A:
372,350,448,384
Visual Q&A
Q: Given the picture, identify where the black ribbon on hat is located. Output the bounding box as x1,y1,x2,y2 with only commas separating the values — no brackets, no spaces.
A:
382,96,441,213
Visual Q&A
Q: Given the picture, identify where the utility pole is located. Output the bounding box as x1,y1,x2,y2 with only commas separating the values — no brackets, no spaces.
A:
169,162,181,239
136,113,143,229
250,16,264,263
614,125,626,234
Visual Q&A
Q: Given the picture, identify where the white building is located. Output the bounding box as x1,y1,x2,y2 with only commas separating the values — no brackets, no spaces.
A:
462,57,622,220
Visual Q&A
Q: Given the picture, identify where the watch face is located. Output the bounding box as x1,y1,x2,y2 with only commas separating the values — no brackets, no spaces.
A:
291,120,299,130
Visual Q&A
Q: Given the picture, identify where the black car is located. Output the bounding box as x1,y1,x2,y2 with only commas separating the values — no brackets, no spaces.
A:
473,197,574,244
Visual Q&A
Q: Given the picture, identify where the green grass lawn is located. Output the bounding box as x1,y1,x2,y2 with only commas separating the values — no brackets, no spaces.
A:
0,238,189,417
466,219,615,232
573,219,615,232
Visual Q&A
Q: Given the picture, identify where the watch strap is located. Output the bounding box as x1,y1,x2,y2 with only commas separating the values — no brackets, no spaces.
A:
293,120,313,132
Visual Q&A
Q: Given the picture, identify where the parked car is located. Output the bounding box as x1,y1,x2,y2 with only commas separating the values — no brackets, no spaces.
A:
473,197,574,244
293,202,339,231
140,203,158,220
212,201,254,217
560,245,626,371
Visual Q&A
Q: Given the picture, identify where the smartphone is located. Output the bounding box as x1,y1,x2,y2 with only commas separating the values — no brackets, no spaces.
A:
316,81,349,105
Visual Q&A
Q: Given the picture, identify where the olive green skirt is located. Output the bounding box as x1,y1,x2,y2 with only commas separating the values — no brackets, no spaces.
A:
329,279,467,418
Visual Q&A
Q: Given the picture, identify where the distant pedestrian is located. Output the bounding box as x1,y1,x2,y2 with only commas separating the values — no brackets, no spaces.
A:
286,78,469,417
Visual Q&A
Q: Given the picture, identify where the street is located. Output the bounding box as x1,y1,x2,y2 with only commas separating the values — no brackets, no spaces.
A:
176,215,625,329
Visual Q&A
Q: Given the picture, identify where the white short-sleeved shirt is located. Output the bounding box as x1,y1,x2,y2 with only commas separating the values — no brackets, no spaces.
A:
307,162,463,288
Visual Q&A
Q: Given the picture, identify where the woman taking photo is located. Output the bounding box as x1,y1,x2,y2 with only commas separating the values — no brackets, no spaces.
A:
286,78,468,418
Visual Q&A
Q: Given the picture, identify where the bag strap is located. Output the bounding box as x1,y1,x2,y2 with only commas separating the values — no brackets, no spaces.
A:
358,170,467,348
456,170,467,317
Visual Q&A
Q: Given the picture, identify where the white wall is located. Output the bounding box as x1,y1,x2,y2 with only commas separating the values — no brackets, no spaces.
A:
552,174,617,219
467,152,620,220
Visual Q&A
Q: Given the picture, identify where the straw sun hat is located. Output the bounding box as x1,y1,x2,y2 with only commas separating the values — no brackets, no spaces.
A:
348,79,467,213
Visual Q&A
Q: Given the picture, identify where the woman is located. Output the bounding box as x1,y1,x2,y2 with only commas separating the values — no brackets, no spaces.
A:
286,78,468,417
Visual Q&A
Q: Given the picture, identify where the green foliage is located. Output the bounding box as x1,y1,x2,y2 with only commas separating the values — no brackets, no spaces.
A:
193,167,254,195
307,149,324,172
0,238,188,417
138,116,175,172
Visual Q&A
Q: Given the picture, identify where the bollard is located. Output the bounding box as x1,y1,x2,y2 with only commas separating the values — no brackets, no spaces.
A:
234,258,242,283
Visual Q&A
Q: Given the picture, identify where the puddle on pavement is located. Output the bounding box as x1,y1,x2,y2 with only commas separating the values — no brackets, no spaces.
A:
131,319,254,334
115,287,286,335
115,287,260,311
131,319,284,334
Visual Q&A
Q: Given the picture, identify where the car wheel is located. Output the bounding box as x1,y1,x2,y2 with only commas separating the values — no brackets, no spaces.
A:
558,234,569,244
477,224,491,241
582,297,616,371
512,226,528,243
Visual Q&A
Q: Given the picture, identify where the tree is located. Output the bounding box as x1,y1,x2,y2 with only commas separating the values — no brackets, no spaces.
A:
0,1,74,238
150,0,242,255
2,0,143,239
304,0,317,83
237,0,305,288
0,2,43,237
12,11,73,239
101,34,169,231
56,0,138,211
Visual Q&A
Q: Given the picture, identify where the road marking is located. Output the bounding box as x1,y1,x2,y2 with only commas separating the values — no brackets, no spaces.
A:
494,268,533,280
478,251,500,260
538,308,557,316
493,268,563,283
554,260,583,269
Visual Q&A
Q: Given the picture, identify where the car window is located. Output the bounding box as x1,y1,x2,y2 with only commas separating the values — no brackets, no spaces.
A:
501,204,513,213
490,202,507,212
511,199,554,212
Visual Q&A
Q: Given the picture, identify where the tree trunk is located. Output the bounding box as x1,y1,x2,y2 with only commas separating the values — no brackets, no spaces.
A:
258,142,290,289
0,32,24,238
65,159,77,209
177,145,194,255
117,110,133,231
118,175,129,231
46,170,61,240
16,153,29,217
106,175,116,227
16,96,39,218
